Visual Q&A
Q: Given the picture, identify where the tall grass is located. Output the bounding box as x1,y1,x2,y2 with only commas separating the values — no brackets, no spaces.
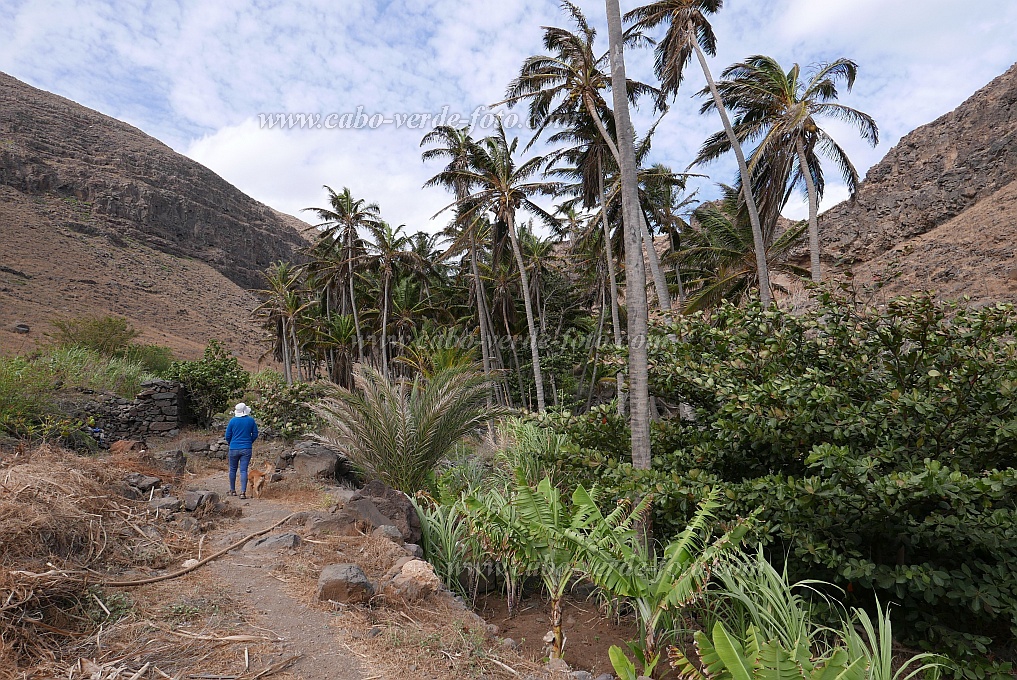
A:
40,347,151,397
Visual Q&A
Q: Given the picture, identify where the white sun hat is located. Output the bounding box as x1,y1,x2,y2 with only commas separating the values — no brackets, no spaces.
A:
234,403,251,417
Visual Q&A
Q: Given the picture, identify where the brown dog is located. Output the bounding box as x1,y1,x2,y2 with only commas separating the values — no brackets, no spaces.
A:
248,461,276,498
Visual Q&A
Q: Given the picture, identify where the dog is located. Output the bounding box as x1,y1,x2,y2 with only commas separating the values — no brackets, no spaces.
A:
248,461,277,499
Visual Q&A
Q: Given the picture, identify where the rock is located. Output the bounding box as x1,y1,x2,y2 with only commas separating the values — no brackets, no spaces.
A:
372,524,404,545
292,445,339,479
316,564,374,604
270,472,284,482
593,675,613,680
118,483,143,500
183,490,219,512
212,501,242,518
12,322,29,334
545,658,570,674
499,637,520,651
124,472,161,493
152,449,186,474
178,516,200,533
403,543,424,558
354,480,422,544
245,532,302,552
571,673,593,680
381,558,441,602
181,558,200,569
150,496,181,512
149,422,177,432
184,439,209,453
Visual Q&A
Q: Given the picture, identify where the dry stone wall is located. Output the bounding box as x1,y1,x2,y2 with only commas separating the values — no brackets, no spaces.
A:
87,379,188,439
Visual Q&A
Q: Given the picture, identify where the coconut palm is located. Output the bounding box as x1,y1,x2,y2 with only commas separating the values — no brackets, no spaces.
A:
503,2,672,315
676,187,808,311
422,126,498,391
255,261,308,384
695,55,879,281
625,0,773,305
438,122,560,412
605,0,651,469
303,186,383,358
363,221,422,380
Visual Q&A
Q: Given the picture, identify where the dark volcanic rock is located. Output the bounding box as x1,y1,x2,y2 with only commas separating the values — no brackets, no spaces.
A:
821,62,1017,265
0,72,306,290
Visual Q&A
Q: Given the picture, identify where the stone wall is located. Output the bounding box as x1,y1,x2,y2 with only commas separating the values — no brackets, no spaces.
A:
86,379,189,440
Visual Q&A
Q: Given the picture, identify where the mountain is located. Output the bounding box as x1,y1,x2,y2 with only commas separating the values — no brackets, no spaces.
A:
821,62,1017,304
0,72,309,363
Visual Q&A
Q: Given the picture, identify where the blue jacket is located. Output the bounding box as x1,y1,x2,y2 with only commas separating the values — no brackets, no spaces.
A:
225,415,259,450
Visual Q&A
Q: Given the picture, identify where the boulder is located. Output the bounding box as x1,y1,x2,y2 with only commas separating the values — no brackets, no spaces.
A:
304,497,389,537
178,516,200,533
316,564,374,604
379,557,441,602
292,445,339,479
124,472,161,493
12,322,29,334
354,480,422,544
150,496,181,512
372,524,404,545
152,449,186,475
403,543,424,558
245,532,302,552
183,490,219,512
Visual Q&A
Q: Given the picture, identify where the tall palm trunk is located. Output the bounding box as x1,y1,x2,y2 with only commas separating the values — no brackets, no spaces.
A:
381,273,391,379
605,0,651,471
502,306,527,408
796,137,822,281
469,240,494,384
506,211,546,412
586,98,670,313
598,160,627,416
280,318,293,385
347,232,366,358
692,31,772,306
289,320,302,382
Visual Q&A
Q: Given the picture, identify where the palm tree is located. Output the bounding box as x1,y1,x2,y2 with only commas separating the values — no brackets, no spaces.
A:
676,187,808,311
438,122,560,412
312,363,504,494
422,126,498,391
625,0,773,306
255,261,306,384
695,56,878,281
642,163,696,305
363,221,421,380
502,3,672,314
303,186,383,358
605,0,651,470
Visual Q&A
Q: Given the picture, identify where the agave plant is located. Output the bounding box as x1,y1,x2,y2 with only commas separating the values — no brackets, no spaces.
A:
312,362,503,493
411,495,474,597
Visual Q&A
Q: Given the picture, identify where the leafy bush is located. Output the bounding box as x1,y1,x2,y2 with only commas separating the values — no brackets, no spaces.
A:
50,315,140,355
540,292,1017,674
249,378,325,440
42,347,150,397
167,341,249,427
117,343,175,375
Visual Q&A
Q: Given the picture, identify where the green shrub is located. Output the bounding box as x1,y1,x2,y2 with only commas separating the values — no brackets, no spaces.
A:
117,343,175,375
167,341,249,427
43,347,150,397
50,315,139,355
249,379,325,440
542,292,1017,674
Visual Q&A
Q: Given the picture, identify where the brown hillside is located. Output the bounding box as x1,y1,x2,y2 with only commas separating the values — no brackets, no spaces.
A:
822,62,1017,266
0,72,311,363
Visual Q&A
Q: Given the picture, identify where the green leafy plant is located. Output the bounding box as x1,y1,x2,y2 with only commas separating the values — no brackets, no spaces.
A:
312,362,504,494
412,495,474,597
167,340,249,427
567,488,749,676
250,378,325,440
50,315,140,356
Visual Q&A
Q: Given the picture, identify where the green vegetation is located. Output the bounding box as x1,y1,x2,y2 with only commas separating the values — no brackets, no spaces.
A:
49,314,175,375
166,340,249,427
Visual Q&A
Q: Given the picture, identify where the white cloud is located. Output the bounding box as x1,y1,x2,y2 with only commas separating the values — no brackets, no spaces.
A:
1,0,1015,233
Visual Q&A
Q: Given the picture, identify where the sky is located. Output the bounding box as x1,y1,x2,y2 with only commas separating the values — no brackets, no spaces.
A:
1,0,1015,234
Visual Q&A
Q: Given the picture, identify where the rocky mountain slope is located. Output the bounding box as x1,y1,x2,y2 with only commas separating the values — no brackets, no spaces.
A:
822,62,1017,304
0,72,309,362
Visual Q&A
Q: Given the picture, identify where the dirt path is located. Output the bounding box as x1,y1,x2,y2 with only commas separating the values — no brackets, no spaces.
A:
199,471,371,680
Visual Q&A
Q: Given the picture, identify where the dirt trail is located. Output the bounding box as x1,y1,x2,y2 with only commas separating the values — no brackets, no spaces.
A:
198,471,372,680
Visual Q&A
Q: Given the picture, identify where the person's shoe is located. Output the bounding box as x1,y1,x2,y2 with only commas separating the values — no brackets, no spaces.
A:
239,493,247,499
227,490,237,497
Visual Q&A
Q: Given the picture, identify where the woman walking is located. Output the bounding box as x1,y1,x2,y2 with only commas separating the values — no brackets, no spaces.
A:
225,402,259,499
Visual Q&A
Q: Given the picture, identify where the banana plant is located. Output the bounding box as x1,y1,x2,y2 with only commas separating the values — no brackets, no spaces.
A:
511,475,583,658
567,487,749,677
670,620,867,680
464,487,536,616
